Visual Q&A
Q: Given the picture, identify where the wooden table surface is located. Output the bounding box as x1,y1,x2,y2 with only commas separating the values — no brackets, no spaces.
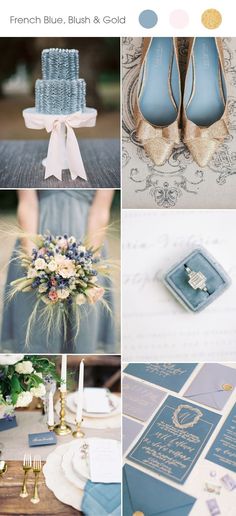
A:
0,461,80,515
0,139,120,188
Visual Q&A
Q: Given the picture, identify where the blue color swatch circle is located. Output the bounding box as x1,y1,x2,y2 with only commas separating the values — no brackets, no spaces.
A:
139,10,158,29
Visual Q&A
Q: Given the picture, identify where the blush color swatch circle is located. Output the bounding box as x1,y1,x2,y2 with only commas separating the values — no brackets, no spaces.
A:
139,10,158,29
201,9,222,29
169,9,189,29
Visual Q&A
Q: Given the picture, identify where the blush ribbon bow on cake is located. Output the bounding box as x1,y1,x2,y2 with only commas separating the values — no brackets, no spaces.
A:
23,108,97,181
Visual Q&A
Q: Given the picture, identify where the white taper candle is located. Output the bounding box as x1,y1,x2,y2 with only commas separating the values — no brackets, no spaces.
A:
48,390,54,427
76,359,84,422
60,354,67,392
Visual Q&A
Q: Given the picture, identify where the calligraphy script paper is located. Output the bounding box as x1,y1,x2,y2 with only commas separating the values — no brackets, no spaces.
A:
123,375,166,421
128,395,221,484
123,417,143,454
124,363,197,392
123,210,236,361
206,402,236,473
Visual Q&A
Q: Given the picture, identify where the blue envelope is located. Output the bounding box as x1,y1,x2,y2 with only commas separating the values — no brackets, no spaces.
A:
184,363,236,410
123,464,196,515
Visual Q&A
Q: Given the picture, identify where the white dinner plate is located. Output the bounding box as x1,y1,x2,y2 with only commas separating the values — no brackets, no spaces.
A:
43,442,83,511
61,440,89,490
61,438,120,490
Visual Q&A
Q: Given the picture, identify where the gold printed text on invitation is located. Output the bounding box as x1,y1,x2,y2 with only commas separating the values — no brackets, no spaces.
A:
128,395,221,483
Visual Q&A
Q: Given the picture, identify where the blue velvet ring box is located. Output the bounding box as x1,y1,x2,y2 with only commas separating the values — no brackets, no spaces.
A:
164,248,231,313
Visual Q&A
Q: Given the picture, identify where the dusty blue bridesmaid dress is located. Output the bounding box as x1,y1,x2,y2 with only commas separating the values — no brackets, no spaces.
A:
1,190,116,353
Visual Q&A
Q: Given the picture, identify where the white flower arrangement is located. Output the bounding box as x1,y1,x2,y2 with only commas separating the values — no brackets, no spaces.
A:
0,355,58,413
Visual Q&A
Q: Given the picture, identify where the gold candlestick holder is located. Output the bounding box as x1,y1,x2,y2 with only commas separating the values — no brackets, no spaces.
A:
72,419,85,438
53,390,72,436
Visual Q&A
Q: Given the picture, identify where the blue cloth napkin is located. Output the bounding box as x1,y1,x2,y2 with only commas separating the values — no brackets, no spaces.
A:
81,480,121,516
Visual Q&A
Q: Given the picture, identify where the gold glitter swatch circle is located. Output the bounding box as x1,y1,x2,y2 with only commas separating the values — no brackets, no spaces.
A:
201,9,222,29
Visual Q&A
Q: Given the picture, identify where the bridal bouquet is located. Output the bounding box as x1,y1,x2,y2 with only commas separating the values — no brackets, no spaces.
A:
10,233,109,345
0,354,58,416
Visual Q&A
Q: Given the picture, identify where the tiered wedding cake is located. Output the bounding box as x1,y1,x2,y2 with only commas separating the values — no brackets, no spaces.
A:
35,48,86,115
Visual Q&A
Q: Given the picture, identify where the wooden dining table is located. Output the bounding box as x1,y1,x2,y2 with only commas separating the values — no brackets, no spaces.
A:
0,461,79,515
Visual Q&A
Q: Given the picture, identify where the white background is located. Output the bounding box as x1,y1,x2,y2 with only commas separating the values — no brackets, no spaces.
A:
0,0,233,37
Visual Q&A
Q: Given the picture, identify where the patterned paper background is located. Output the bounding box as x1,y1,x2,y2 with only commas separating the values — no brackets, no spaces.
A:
122,37,236,209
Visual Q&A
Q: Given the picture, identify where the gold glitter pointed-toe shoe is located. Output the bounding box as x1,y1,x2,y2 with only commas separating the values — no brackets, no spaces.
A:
183,37,229,167
135,37,181,166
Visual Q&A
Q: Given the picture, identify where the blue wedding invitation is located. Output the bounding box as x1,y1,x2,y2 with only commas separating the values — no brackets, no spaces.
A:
128,395,221,484
206,403,236,473
124,363,197,392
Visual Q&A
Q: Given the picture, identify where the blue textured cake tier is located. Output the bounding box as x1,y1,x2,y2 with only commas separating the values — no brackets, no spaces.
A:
35,79,86,115
42,48,79,80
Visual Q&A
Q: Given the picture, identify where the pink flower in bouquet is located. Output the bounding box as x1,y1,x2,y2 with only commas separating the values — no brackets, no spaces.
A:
56,237,68,250
50,277,57,287
27,268,38,279
48,290,58,302
38,247,47,256
87,287,105,304
55,255,76,278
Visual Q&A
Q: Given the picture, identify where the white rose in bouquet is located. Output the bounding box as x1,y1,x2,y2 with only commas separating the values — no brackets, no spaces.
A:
0,406,6,419
15,361,34,375
30,384,46,398
34,258,47,270
57,288,70,300
0,354,24,366
15,391,33,408
76,293,86,305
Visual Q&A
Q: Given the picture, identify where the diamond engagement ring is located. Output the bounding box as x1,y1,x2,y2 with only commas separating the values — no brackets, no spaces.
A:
184,264,209,294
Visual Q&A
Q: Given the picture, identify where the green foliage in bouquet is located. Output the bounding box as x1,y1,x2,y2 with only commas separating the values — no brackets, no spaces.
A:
0,354,59,408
